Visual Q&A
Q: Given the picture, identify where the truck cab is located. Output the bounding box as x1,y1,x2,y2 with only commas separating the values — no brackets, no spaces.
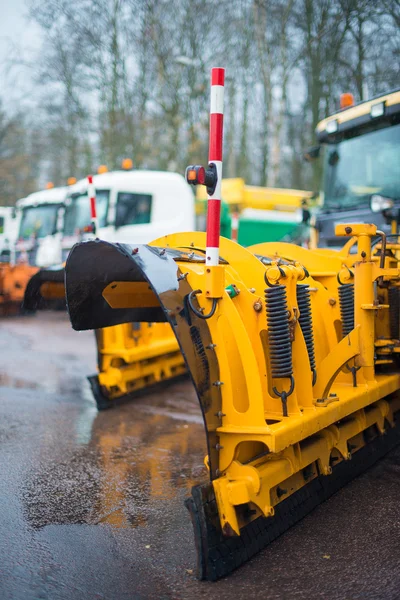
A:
61,168,195,261
0,206,19,262
312,90,400,248
15,186,67,267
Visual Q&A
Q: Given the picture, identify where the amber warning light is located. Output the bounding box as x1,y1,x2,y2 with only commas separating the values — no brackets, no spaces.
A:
340,93,354,109
121,158,133,170
185,163,217,195
186,165,205,184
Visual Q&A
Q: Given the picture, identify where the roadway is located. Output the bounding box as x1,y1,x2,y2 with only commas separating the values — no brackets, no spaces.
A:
0,312,399,599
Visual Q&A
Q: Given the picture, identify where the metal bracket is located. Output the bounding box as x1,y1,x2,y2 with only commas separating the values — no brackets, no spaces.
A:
313,395,340,407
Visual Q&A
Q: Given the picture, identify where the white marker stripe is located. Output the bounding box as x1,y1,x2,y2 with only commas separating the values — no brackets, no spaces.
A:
88,183,95,199
206,246,220,266
208,161,223,200
210,85,224,114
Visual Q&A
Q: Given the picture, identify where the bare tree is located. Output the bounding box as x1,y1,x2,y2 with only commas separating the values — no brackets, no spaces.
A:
11,0,399,195
0,101,38,204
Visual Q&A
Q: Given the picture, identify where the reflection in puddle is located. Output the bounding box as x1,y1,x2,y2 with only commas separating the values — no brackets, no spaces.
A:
92,411,207,528
22,386,207,531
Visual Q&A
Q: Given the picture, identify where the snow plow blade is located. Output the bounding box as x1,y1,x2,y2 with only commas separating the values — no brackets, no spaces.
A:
65,230,400,580
23,259,186,409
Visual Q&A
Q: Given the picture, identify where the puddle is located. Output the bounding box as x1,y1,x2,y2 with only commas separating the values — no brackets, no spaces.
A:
21,402,207,530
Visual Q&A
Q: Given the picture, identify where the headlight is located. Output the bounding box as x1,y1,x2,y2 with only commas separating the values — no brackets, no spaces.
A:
370,102,385,119
370,194,393,213
326,119,338,134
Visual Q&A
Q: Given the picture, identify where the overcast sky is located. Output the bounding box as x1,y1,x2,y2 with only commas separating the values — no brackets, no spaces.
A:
0,0,41,109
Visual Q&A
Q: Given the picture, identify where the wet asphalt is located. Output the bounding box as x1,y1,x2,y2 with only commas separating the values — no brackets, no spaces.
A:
0,312,400,600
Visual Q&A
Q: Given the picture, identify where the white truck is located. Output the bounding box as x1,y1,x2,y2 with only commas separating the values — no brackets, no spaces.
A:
14,186,67,267
61,169,195,261
0,206,19,262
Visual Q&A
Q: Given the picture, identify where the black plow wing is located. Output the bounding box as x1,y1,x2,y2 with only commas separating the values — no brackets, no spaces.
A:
65,240,178,329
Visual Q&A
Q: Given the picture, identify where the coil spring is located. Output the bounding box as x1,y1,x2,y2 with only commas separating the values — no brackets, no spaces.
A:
297,284,317,385
388,287,400,340
338,284,354,337
265,285,293,379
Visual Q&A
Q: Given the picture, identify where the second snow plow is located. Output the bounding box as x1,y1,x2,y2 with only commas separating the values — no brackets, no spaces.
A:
90,322,185,408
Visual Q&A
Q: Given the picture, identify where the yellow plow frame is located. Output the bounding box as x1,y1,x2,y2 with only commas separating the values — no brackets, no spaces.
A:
62,227,400,579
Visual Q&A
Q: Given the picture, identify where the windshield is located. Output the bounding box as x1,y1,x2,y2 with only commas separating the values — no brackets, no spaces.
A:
323,122,400,210
19,204,59,240
63,190,109,236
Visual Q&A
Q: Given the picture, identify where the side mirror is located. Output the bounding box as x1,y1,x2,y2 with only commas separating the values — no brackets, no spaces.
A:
303,145,320,162
11,207,17,219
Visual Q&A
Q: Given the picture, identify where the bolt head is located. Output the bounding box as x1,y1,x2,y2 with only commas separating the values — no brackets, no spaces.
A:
253,300,263,312
345,226,352,234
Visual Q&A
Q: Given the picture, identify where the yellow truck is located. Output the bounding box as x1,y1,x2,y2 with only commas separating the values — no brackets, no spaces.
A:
196,178,314,245
309,89,400,248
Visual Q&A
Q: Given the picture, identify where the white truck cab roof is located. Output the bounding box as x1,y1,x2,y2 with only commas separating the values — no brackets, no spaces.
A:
17,186,68,208
66,169,191,198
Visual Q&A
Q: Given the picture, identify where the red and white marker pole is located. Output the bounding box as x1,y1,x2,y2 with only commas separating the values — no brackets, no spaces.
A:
206,68,225,266
87,175,98,235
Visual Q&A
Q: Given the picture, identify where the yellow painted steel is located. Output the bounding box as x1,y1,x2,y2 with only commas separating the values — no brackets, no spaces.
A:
39,281,65,299
96,322,185,400
196,177,313,212
100,225,400,536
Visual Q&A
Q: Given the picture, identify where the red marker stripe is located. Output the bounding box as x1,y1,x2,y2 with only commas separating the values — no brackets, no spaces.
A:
209,114,224,161
206,199,221,247
211,68,225,86
87,174,97,219
90,197,97,219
